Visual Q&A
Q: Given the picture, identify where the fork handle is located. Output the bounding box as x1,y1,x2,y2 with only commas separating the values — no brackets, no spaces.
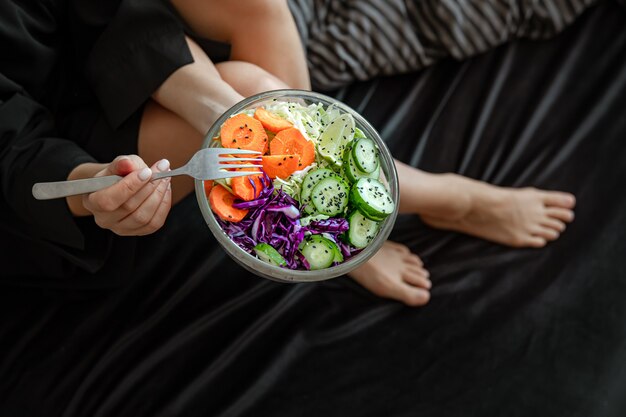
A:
152,167,187,180
32,175,123,200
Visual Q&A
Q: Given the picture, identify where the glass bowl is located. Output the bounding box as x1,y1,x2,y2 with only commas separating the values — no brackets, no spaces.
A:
194,89,399,283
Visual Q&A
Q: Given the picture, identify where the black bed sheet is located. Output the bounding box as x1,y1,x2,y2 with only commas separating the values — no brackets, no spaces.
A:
1,2,626,416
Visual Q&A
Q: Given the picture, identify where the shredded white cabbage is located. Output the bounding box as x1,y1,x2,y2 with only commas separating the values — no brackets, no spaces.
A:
263,101,329,145
272,162,319,199
228,100,347,201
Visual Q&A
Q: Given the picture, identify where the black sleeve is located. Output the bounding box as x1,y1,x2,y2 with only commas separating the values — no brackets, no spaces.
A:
87,0,194,129
0,1,116,276
0,74,95,249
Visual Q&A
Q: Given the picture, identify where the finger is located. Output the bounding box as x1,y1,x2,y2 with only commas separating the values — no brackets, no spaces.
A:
90,176,161,230
134,181,173,236
116,177,171,231
100,155,148,177
114,159,171,216
85,166,153,213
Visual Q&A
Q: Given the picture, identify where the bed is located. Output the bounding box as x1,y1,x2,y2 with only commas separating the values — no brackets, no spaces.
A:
1,2,625,416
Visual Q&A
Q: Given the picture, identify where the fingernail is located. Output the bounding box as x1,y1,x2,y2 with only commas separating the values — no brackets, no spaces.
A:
157,159,170,172
167,183,172,191
139,167,152,181
117,156,129,161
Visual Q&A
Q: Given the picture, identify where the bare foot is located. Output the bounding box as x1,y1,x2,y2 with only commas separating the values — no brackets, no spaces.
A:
349,241,431,307
421,177,576,248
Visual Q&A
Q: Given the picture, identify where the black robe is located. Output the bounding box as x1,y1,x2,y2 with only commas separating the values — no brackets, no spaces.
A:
0,0,194,284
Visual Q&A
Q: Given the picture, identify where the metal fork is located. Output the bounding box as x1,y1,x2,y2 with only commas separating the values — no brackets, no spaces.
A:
32,148,262,200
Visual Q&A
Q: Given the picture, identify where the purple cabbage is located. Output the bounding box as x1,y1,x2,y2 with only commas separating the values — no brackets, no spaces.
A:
217,174,360,270
307,218,349,234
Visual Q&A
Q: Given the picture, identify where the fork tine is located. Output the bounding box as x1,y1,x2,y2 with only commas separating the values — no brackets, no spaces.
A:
218,164,262,170
214,148,262,155
216,170,263,179
218,157,262,163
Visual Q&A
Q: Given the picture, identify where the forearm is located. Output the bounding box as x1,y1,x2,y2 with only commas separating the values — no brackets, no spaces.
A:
151,36,244,135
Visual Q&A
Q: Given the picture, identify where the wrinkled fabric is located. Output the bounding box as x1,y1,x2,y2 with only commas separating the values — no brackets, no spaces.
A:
289,0,599,90
1,2,626,416
0,0,191,280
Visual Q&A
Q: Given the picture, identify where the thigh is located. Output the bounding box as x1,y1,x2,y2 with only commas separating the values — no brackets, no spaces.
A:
170,0,287,42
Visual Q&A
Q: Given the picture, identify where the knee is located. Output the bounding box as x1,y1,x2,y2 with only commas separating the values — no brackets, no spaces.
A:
224,0,289,20
216,61,289,96
255,70,289,92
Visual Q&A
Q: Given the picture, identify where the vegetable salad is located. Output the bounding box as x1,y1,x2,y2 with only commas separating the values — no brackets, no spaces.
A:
206,100,395,270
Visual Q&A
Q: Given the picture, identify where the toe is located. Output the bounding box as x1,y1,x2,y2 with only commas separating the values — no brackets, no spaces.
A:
534,227,560,241
404,253,424,267
403,268,432,289
400,287,431,307
527,236,548,248
543,192,576,208
387,241,410,253
546,207,575,222
541,218,566,232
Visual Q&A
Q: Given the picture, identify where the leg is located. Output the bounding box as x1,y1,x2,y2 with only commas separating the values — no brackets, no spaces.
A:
141,40,297,204
137,100,433,307
152,36,294,135
170,0,310,90
138,100,203,205
395,160,576,248
152,36,244,135
215,61,290,97
348,241,431,307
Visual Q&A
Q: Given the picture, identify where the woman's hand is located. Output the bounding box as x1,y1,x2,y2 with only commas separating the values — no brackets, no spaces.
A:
67,155,172,236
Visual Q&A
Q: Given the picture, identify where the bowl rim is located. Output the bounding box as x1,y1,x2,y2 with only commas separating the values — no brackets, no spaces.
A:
194,89,399,283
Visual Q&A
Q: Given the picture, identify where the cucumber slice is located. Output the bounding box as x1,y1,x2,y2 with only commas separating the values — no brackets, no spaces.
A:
299,214,330,227
310,175,349,216
351,138,379,174
300,168,335,214
347,210,380,249
350,178,395,221
343,144,380,184
318,113,355,168
254,243,287,267
354,127,367,139
331,241,344,263
300,235,338,270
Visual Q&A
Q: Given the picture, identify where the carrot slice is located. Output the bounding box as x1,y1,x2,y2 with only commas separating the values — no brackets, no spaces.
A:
209,184,248,222
269,127,315,169
221,114,268,154
261,154,299,179
231,173,263,201
203,180,214,198
254,107,293,133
